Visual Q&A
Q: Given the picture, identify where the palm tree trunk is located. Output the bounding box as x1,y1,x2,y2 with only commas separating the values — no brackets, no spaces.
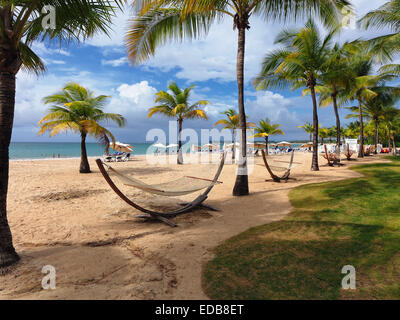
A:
358,99,364,158
104,134,110,156
265,136,269,155
333,95,341,158
388,129,392,151
310,85,319,171
374,119,379,155
177,118,183,164
232,129,236,161
0,72,19,268
232,23,249,196
80,131,90,173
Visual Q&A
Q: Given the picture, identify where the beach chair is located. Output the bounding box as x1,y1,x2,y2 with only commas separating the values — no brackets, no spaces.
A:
102,155,114,162
260,150,298,182
95,153,226,227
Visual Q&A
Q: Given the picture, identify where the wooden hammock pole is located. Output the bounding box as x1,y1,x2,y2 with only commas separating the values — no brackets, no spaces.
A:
324,145,332,167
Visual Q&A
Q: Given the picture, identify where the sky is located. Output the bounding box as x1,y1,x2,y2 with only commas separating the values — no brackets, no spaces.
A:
12,0,391,144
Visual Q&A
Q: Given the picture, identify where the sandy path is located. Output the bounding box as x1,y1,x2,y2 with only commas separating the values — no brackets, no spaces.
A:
0,153,388,299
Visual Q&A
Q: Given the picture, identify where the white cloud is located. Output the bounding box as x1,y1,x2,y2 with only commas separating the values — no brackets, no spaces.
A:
101,57,128,67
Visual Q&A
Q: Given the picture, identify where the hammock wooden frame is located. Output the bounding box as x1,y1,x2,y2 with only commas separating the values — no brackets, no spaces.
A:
95,153,226,227
323,145,344,167
261,150,296,183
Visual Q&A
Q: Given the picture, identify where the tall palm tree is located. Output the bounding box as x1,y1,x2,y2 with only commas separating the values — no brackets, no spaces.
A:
298,122,314,142
214,108,254,160
341,51,381,158
382,106,400,152
251,118,284,155
148,81,209,164
38,83,126,172
345,85,400,154
0,1,122,268
126,0,349,195
315,43,353,154
254,19,337,171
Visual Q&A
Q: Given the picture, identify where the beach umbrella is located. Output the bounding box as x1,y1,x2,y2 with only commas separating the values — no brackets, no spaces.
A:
166,144,178,148
153,143,167,148
277,141,292,147
110,141,133,153
300,142,313,148
269,143,277,147
225,142,240,147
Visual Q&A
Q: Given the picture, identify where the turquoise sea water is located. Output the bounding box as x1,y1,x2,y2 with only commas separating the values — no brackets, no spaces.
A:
9,142,153,160
9,142,303,160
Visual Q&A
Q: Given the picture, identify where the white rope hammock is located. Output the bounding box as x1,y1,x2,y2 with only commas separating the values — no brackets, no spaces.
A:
108,167,221,197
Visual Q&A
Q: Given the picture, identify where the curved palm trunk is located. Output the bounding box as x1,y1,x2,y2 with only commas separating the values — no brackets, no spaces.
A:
177,118,183,164
357,99,364,158
310,85,319,171
232,24,249,196
0,72,19,268
265,136,269,156
80,131,90,173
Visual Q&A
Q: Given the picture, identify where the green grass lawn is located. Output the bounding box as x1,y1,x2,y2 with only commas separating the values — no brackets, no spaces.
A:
203,156,400,299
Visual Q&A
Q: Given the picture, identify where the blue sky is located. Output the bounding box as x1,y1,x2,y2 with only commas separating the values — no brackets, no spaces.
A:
12,0,390,143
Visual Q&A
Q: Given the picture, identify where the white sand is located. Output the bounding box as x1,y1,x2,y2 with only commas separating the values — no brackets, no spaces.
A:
0,152,388,299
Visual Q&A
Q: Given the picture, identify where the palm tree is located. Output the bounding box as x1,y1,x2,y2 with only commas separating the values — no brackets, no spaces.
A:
38,83,126,172
251,118,284,155
382,106,400,152
126,0,349,195
298,122,314,142
0,1,122,268
316,43,353,153
254,19,337,171
340,47,393,157
148,81,209,164
214,108,254,161
344,121,360,139
359,0,400,62
319,127,330,144
345,85,400,154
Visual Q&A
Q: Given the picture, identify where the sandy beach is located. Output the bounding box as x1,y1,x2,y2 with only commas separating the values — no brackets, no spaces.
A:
0,152,388,299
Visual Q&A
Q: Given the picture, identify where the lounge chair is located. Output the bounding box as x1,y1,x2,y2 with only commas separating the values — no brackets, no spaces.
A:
102,155,114,162
96,153,226,227
260,150,298,182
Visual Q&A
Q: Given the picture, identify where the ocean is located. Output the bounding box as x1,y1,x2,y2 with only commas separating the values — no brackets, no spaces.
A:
9,142,303,160
9,142,153,160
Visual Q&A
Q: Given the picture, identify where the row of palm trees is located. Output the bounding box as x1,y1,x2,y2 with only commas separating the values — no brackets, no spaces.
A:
148,81,285,163
253,12,400,166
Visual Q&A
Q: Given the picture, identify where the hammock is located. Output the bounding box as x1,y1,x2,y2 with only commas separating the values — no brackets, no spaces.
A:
107,166,221,197
260,150,297,182
96,152,226,227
